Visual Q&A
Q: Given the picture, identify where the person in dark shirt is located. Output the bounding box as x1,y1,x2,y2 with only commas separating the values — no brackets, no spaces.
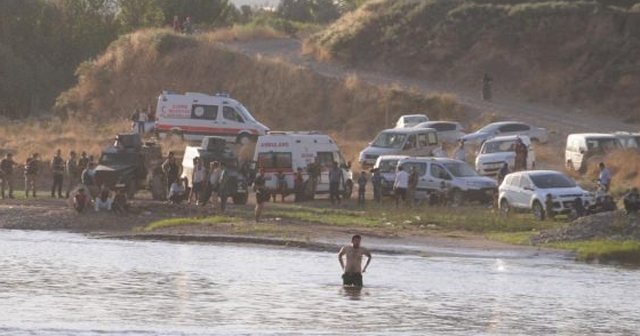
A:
0,153,16,199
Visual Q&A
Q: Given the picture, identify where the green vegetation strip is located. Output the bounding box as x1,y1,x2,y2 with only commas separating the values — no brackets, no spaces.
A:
546,240,640,264
144,216,238,232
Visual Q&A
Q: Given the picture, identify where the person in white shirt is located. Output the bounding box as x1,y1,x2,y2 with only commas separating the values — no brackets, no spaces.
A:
189,157,206,205
137,109,148,134
95,188,112,212
452,140,466,162
168,178,187,204
394,166,409,208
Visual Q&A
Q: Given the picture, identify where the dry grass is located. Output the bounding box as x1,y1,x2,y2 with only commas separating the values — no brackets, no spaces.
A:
199,25,285,43
584,150,640,192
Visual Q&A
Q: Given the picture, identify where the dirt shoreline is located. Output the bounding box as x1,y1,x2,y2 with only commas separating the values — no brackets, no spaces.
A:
0,197,568,260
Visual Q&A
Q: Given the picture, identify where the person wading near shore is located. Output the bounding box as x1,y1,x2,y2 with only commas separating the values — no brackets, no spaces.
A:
51,149,65,198
24,153,39,198
338,235,372,287
65,151,80,198
1,153,16,199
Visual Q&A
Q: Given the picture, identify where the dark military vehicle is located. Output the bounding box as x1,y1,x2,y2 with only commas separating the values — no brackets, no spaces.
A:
94,133,165,199
181,136,249,204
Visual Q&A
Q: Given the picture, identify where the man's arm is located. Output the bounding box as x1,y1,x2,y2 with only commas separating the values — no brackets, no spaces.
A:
338,247,345,271
362,250,372,273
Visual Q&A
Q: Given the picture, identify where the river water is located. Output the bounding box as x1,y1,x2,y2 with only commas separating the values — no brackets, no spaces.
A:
0,230,638,335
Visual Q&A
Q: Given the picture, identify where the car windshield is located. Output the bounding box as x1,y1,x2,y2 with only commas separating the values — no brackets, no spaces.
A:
404,116,427,124
481,140,516,154
378,159,399,173
442,162,478,177
99,153,139,165
372,132,407,149
236,104,257,122
530,173,576,189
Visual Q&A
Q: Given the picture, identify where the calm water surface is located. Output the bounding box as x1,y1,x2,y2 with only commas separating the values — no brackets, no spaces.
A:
0,230,638,335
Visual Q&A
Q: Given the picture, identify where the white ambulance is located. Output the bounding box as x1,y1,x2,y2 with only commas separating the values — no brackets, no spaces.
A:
253,132,354,198
155,91,270,144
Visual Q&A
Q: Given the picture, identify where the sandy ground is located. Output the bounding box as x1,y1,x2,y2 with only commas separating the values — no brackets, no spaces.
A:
0,194,565,260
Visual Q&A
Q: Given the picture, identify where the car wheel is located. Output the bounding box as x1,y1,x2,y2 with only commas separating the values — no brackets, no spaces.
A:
451,189,464,207
532,201,545,221
500,199,510,216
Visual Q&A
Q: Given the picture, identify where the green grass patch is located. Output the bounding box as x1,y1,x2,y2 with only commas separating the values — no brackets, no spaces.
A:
487,231,538,245
144,215,238,232
266,204,380,227
546,240,640,264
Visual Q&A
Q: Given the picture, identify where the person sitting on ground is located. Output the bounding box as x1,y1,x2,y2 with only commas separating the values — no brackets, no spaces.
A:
623,188,640,215
545,194,555,220
95,188,112,212
73,188,92,213
111,187,129,214
168,177,188,204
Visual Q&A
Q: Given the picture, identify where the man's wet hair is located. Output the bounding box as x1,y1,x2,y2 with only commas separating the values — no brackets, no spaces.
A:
352,234,361,241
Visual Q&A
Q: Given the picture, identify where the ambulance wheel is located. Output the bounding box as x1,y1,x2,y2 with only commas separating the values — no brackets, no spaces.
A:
343,180,353,200
237,134,252,145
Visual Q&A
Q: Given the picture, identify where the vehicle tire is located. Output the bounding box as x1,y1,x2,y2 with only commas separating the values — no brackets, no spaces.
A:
451,189,464,207
237,134,253,145
343,180,353,200
532,201,545,221
233,193,248,205
500,199,510,217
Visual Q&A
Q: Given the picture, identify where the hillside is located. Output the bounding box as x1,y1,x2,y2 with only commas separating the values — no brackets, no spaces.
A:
306,0,640,120
56,29,464,145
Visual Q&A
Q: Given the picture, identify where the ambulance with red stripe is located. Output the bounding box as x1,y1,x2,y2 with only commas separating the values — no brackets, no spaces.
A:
155,91,269,144
254,132,354,198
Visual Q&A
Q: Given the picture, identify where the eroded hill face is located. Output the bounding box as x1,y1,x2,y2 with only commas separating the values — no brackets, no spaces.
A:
307,0,640,120
56,29,464,142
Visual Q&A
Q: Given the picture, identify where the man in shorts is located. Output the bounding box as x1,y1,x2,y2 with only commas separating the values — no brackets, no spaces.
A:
338,235,372,287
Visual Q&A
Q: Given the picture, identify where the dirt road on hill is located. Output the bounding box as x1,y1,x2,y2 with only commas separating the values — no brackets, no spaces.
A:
222,38,635,138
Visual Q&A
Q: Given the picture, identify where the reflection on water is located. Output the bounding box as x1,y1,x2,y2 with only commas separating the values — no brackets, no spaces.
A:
0,230,639,335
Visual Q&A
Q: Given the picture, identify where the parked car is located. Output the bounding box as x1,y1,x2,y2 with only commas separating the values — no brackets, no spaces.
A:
397,157,497,205
565,133,623,172
475,135,536,177
373,155,409,196
413,121,466,144
498,170,594,220
155,91,270,144
358,128,440,168
461,121,548,145
395,114,429,128
613,131,640,150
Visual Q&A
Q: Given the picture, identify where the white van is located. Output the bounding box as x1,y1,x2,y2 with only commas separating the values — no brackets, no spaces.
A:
397,157,497,205
565,133,622,172
475,135,535,177
373,155,409,196
395,114,429,128
358,128,440,168
253,132,354,198
155,91,270,143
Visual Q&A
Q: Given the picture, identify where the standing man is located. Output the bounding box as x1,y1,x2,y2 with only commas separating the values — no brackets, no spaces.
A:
329,161,344,206
514,138,528,171
189,157,206,205
357,171,367,207
51,149,65,198
254,168,268,222
65,151,80,198
452,140,466,162
407,167,418,207
371,168,382,203
598,162,612,192
78,151,90,173
138,108,148,135
393,166,409,208
338,235,372,287
162,152,181,194
24,153,39,198
218,162,231,213
0,153,16,199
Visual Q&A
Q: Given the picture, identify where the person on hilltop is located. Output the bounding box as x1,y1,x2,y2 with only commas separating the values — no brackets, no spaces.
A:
514,138,528,171
338,235,372,288
597,162,612,193
51,149,65,198
329,161,344,206
357,171,367,207
1,153,16,199
162,152,181,194
24,153,40,198
65,151,80,198
393,165,409,208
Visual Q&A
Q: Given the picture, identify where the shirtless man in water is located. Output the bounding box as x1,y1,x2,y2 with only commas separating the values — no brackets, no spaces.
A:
338,235,372,287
